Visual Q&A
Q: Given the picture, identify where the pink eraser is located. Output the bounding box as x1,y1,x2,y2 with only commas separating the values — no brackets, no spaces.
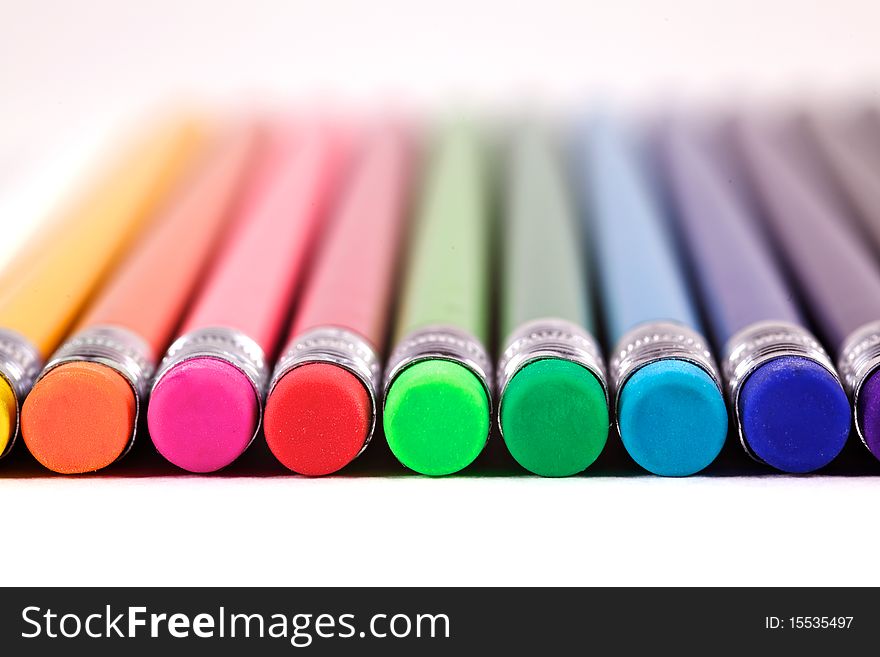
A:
147,357,260,472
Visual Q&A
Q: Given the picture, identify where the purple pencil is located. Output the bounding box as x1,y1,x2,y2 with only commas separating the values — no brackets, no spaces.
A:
658,120,850,473
733,115,880,461
806,111,880,254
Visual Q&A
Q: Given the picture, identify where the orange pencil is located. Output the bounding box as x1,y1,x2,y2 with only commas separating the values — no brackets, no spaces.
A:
0,117,203,459
21,125,259,473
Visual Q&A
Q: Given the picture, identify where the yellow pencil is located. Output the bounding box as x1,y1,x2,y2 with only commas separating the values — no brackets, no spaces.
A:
0,116,205,458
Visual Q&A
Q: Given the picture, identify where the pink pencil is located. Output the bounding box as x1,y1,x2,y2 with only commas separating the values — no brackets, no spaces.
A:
263,122,413,475
147,120,350,472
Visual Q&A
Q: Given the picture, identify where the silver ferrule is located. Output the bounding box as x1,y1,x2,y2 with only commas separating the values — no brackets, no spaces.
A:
723,320,839,460
610,321,722,411
497,318,608,400
383,325,493,409
39,325,156,460
43,325,156,399
837,320,880,449
270,326,381,456
153,326,269,397
0,328,43,457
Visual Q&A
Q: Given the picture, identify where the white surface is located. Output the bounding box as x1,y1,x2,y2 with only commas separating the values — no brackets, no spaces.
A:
2,474,878,586
2,0,880,587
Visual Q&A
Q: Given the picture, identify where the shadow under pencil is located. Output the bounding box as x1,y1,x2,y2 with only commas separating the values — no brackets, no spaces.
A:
1,425,877,479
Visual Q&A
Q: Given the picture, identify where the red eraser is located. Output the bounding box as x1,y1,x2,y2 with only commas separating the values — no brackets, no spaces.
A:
264,362,372,476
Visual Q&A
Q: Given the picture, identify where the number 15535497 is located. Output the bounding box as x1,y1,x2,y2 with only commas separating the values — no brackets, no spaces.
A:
765,616,854,630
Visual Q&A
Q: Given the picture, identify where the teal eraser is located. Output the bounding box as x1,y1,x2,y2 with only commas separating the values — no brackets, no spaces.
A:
617,359,728,476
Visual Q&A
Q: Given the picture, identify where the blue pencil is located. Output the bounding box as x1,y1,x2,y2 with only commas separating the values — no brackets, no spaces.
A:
658,119,851,473
734,115,880,463
577,117,728,476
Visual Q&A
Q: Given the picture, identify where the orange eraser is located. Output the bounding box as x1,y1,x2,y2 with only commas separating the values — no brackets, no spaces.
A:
21,361,136,473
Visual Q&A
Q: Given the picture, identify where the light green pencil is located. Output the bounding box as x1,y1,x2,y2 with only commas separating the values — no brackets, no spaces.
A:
382,120,492,476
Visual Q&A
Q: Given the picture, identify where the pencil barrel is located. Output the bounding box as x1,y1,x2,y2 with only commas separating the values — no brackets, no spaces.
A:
502,124,590,336
393,122,490,341
660,122,803,344
585,119,703,342
734,119,880,345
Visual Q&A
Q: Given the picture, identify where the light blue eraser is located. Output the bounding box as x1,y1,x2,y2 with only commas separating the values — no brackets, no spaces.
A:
618,359,728,476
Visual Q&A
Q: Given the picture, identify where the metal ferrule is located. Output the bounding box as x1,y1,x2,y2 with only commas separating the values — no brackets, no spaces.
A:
837,320,880,449
43,325,156,400
270,326,381,456
38,324,156,460
497,318,608,401
609,320,722,416
152,326,269,448
383,325,494,411
0,328,43,457
154,326,269,397
723,320,839,460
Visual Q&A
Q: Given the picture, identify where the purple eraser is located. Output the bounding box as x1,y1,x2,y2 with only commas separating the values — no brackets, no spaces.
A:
857,369,880,459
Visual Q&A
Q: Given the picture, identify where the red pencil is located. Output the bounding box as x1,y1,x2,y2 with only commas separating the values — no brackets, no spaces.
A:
147,119,351,473
264,121,413,475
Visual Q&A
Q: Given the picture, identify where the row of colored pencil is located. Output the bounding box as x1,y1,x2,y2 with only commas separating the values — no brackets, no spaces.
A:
1,109,879,477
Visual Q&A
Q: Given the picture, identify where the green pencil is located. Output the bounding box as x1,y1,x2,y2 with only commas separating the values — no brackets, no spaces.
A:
382,120,493,476
497,121,609,476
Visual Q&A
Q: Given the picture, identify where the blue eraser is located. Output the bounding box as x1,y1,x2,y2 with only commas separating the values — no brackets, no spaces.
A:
739,355,850,473
618,359,728,476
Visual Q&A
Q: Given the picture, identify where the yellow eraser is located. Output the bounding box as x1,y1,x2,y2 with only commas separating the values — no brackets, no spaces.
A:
0,378,17,456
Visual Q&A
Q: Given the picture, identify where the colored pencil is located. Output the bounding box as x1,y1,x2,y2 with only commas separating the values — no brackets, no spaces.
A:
0,117,204,459
147,120,349,473
658,120,850,473
20,125,258,473
806,111,880,255
263,121,412,476
0,119,125,279
733,115,880,461
578,116,727,476
382,120,493,476
497,121,609,476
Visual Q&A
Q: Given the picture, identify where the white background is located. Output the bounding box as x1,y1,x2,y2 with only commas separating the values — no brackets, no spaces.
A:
1,0,879,587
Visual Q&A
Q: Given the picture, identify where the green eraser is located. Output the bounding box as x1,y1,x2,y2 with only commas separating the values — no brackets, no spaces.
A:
500,358,609,476
383,359,490,476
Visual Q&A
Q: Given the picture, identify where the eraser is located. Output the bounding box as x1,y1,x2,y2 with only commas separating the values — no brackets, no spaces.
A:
857,368,880,460
740,355,850,472
500,358,608,476
147,356,259,473
264,362,372,476
0,378,18,455
384,359,490,476
21,362,136,473
618,359,727,476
